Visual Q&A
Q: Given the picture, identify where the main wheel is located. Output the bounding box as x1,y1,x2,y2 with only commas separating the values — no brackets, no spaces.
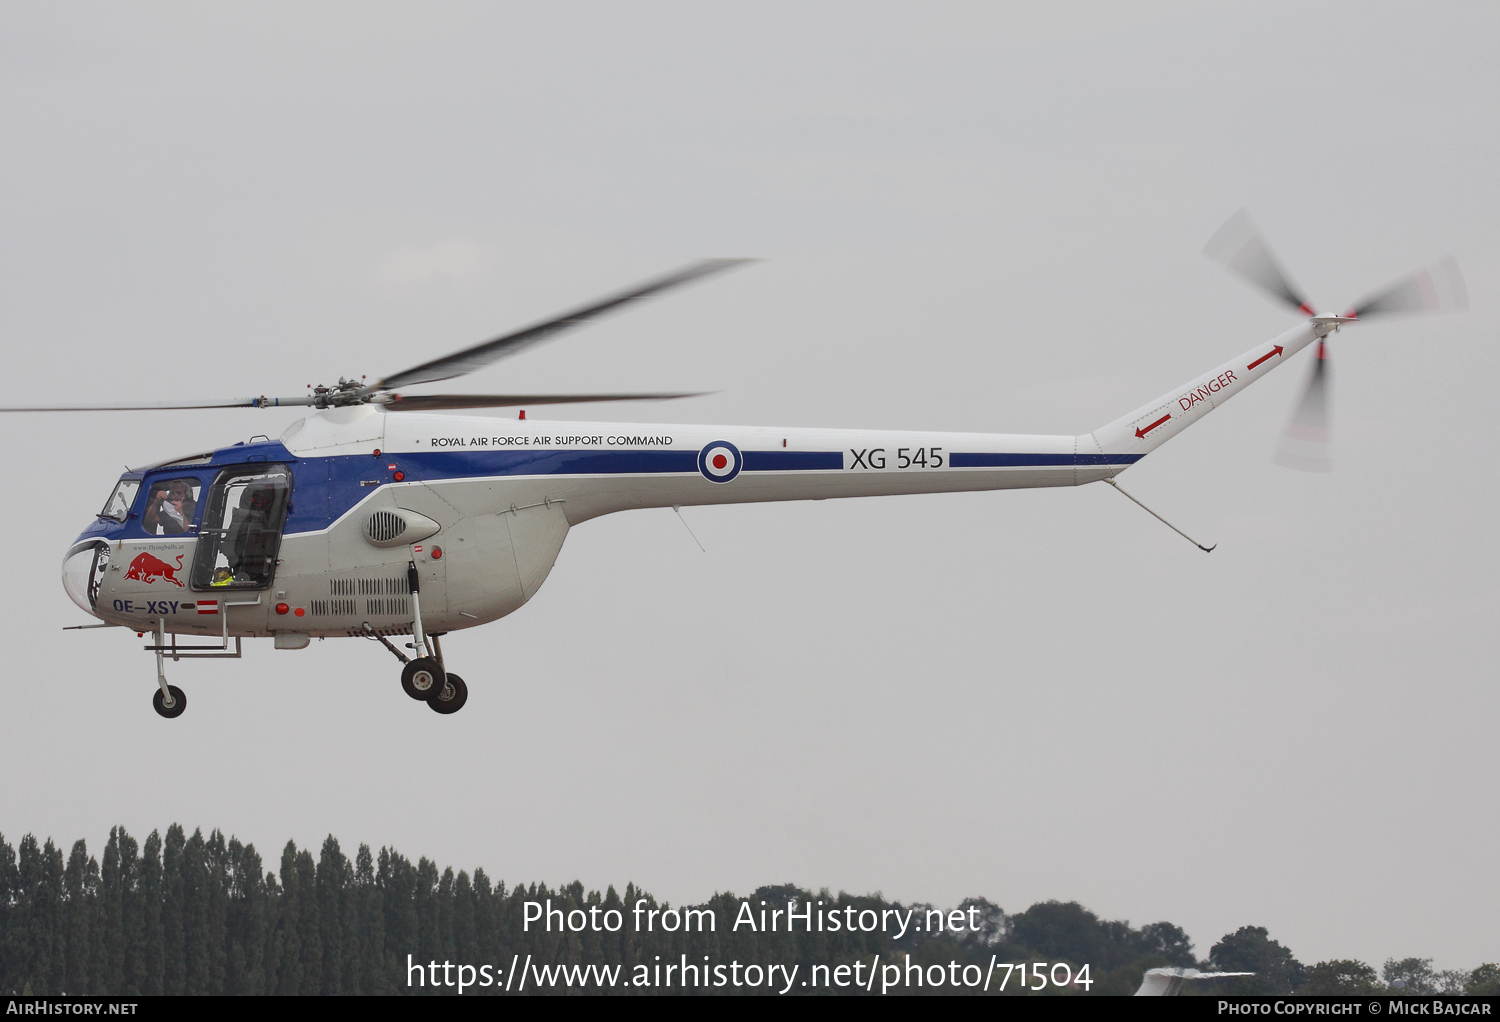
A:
153,685,187,719
401,657,445,701
428,673,468,714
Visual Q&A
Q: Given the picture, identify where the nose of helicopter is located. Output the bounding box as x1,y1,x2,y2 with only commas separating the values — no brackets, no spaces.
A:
62,532,111,617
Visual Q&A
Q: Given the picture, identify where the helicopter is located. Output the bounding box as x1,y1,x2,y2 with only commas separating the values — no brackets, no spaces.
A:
29,214,1464,718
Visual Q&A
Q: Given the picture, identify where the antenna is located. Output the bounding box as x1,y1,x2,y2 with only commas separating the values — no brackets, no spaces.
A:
1103,479,1216,553
671,505,706,552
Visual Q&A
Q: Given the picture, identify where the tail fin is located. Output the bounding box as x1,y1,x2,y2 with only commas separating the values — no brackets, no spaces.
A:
1079,321,1321,465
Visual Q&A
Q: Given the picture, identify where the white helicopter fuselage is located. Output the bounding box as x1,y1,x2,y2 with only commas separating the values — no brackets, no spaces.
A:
68,320,1322,645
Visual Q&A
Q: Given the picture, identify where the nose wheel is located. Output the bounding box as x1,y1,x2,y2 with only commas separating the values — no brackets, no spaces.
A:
153,685,187,719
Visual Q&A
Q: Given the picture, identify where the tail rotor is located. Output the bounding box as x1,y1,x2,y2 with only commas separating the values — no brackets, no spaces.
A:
1205,211,1466,472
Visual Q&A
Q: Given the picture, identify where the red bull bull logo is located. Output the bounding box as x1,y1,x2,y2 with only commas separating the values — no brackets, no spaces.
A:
124,552,186,588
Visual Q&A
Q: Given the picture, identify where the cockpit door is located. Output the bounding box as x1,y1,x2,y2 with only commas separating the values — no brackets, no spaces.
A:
190,464,293,591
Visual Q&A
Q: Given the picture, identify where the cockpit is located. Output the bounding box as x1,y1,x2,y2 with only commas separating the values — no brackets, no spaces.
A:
63,457,294,615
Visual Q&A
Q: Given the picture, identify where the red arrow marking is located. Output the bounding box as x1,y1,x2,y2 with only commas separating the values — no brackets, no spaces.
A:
1135,414,1170,439
1247,345,1284,371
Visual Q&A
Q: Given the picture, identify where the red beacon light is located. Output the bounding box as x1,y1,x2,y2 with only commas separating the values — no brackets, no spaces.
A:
275,603,289,615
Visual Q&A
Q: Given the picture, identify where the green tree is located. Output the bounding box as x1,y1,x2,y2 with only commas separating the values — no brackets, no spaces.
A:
378,848,417,993
355,845,391,995
160,824,185,995
316,836,348,995
180,829,209,994
1139,922,1195,967
275,842,302,996
225,837,266,994
12,836,62,994
138,831,164,995
203,830,229,994
294,847,322,995
1009,901,1108,969
99,831,124,993
1301,959,1381,994
1209,926,1305,994
114,828,142,995
1383,957,1436,993
1467,964,1500,995
62,840,93,994
0,834,17,993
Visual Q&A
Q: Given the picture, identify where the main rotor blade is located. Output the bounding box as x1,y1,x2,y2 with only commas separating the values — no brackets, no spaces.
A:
377,258,755,391
1273,341,1331,472
1347,256,1467,319
0,398,274,412
1204,210,1316,316
382,391,712,412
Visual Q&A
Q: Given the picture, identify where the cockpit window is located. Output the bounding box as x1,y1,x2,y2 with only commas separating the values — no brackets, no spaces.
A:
100,479,141,522
190,464,293,591
141,477,201,535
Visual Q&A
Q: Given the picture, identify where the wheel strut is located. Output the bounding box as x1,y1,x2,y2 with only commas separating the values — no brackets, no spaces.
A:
151,618,185,718
153,619,175,707
407,561,431,659
362,622,411,664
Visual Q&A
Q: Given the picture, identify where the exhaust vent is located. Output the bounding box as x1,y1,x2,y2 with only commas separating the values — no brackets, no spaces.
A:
362,507,441,548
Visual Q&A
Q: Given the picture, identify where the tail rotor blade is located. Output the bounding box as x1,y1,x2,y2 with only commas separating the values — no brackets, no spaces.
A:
1204,210,1316,316
1273,340,1332,472
1347,256,1467,320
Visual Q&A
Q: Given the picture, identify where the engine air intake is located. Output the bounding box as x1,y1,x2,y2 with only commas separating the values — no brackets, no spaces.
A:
362,507,441,548
368,511,405,543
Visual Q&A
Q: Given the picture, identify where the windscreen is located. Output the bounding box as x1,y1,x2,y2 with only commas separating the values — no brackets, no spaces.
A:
100,479,140,522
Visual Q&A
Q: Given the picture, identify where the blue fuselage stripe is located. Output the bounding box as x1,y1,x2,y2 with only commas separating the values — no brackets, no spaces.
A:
742,450,844,471
949,452,1144,468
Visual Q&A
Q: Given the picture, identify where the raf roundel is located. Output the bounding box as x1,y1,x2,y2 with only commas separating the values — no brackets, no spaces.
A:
697,440,742,483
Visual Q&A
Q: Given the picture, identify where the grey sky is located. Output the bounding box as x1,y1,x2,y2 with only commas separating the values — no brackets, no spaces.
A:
2,1,1496,971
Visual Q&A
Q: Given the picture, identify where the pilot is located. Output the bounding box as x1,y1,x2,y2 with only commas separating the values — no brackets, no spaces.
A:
143,480,196,535
224,484,279,583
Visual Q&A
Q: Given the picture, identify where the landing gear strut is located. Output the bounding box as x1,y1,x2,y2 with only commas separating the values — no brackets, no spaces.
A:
141,608,243,717
152,619,185,718
362,563,469,714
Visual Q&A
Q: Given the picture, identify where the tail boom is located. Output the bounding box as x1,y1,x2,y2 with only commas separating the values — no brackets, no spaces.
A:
1084,321,1322,462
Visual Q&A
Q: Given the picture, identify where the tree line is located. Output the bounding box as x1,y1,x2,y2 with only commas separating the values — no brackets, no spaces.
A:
0,825,1494,996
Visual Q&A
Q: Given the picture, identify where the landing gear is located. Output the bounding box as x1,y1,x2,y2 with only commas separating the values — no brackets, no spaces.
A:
364,566,471,715
151,618,187,718
429,673,468,714
401,657,445,701
153,685,187,719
